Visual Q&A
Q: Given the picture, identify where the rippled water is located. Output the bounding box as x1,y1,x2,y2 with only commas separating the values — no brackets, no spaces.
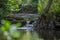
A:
0,21,60,40
0,23,43,40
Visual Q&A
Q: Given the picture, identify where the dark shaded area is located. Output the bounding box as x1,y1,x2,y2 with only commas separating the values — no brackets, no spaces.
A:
18,4,38,13
34,0,60,40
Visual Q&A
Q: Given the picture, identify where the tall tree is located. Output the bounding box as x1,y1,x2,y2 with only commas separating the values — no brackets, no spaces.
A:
34,0,53,40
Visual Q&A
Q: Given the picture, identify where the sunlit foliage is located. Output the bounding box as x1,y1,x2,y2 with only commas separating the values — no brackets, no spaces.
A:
1,20,11,32
0,20,22,32
7,0,20,11
0,0,22,15
38,0,48,14
49,0,60,14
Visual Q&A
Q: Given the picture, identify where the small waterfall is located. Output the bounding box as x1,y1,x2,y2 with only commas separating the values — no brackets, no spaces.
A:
17,20,43,40
0,20,43,40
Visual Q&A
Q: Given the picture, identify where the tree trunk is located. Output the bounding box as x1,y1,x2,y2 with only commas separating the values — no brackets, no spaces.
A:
34,0,53,40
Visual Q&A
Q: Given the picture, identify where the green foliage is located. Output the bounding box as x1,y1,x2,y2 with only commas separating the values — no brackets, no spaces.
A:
0,0,22,15
7,0,20,11
0,0,11,15
16,22,22,27
0,20,23,38
38,0,60,14
22,0,32,5
38,0,48,14
1,20,11,32
0,0,8,8
49,0,60,14
0,0,60,15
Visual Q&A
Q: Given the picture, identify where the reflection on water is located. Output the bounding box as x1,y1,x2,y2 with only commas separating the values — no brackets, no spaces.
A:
0,22,42,40
0,20,60,40
21,31,44,40
0,26,60,40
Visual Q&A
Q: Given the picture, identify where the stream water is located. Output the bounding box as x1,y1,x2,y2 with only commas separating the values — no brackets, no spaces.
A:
0,20,60,40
